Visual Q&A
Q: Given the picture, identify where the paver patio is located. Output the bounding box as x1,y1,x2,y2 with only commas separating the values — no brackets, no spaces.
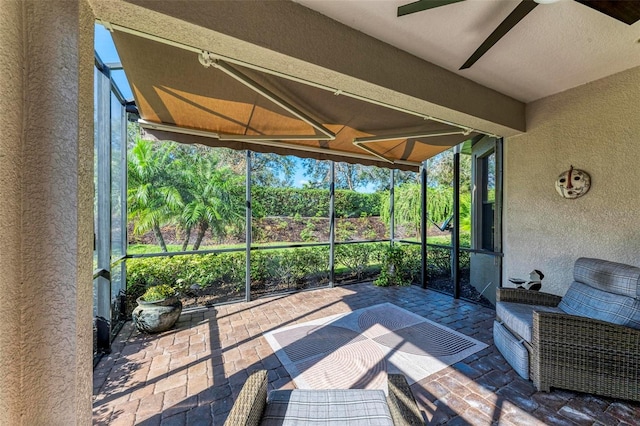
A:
93,283,640,425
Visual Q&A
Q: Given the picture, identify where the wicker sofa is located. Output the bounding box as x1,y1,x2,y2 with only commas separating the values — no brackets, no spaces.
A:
223,370,425,425
494,257,640,401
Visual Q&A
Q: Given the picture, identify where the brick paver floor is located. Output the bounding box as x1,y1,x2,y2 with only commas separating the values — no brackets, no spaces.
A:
93,283,640,425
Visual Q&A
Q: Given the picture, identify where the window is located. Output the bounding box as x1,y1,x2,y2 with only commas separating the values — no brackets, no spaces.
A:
480,152,495,251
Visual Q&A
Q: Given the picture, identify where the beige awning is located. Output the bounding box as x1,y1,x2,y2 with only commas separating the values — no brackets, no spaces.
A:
112,30,481,171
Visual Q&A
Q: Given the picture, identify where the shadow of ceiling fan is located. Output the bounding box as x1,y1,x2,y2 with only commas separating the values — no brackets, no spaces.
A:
398,0,640,70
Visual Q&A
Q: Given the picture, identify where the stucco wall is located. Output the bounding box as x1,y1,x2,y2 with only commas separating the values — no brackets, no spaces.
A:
0,1,94,424
503,66,640,296
0,1,26,423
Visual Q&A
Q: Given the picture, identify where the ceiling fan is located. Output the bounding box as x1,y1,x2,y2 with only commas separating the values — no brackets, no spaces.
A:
398,0,640,70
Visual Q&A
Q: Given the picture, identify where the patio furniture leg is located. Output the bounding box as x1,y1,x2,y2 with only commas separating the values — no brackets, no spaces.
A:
387,374,425,425
223,370,268,426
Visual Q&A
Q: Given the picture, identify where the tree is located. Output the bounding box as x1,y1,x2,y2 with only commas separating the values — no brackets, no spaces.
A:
178,153,245,250
378,149,473,238
213,149,295,187
165,144,202,250
252,152,296,187
387,183,422,237
380,183,471,239
302,160,390,190
426,151,472,192
127,139,182,252
366,168,418,191
301,159,421,192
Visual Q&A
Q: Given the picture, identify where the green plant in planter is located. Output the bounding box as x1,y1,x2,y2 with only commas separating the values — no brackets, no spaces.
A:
133,284,182,333
141,284,177,302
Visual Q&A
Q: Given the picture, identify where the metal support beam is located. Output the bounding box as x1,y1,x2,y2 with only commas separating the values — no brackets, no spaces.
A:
353,129,468,165
200,56,336,141
453,148,461,299
329,161,336,287
390,169,395,243
95,67,112,353
140,120,421,168
420,164,427,289
495,138,504,289
117,92,129,321
245,150,252,302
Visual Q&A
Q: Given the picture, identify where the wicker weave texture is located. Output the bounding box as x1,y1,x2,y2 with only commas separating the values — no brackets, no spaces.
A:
223,370,268,426
387,374,425,426
497,288,562,307
224,370,425,425
531,311,640,401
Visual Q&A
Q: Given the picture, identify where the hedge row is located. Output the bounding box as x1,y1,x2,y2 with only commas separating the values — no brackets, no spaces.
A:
125,243,469,309
127,244,389,293
252,187,381,218
126,244,467,291
126,247,332,300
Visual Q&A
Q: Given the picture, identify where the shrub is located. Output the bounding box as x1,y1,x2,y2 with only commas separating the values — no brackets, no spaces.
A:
127,247,334,305
141,284,176,302
300,221,317,242
336,219,358,241
335,243,384,280
375,245,416,287
125,253,247,305
251,247,330,288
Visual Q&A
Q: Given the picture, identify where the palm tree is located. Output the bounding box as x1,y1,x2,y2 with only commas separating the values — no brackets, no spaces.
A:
127,140,182,252
167,144,199,251
179,153,245,250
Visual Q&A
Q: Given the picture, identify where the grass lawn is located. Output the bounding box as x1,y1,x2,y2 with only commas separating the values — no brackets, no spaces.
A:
127,233,471,255
127,243,246,254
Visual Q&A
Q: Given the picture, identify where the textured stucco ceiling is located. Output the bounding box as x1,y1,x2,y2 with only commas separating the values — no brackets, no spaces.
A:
294,0,640,102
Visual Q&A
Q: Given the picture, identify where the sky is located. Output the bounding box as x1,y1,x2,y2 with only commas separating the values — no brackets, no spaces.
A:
95,24,133,100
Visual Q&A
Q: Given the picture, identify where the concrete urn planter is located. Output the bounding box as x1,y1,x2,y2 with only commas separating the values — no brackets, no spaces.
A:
132,295,182,333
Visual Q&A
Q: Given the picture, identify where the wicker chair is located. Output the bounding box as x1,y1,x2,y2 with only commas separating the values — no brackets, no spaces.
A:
224,370,424,425
494,258,640,401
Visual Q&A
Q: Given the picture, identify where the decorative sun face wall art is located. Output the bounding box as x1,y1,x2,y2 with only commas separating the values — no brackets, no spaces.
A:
555,166,591,199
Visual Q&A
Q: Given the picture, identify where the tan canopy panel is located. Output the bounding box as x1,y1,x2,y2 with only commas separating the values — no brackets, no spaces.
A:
112,30,481,171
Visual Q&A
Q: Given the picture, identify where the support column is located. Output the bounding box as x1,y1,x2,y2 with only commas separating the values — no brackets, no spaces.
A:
420,164,427,289
453,148,461,299
246,150,252,301
0,1,26,423
329,161,336,287
389,169,395,244
0,1,94,424
95,64,112,352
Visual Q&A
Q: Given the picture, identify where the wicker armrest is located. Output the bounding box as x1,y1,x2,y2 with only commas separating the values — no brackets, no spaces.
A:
224,370,269,426
386,374,424,426
531,311,640,401
496,288,562,306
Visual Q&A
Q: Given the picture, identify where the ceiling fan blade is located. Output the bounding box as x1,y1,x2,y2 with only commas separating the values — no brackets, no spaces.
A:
575,0,640,25
398,0,465,17
460,0,538,70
